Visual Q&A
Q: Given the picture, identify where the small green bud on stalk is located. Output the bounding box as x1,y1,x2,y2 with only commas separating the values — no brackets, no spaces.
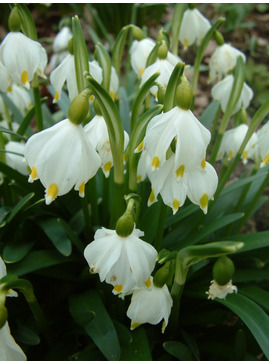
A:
157,83,166,104
8,7,21,32
238,107,248,125
157,29,170,48
188,3,196,10
213,256,235,285
132,25,145,41
68,89,91,125
0,305,8,329
175,76,193,110
158,40,168,60
153,261,172,288
68,37,74,55
214,31,225,46
116,213,135,237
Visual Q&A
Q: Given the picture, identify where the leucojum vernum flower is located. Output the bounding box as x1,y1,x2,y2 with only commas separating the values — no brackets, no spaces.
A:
0,3,269,361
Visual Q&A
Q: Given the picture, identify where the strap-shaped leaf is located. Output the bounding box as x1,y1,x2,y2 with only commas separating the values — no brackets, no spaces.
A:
163,61,185,112
112,24,133,76
95,43,112,93
217,293,269,359
15,4,38,40
171,4,187,54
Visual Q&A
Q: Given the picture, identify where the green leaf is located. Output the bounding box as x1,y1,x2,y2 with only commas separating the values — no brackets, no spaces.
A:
113,320,132,346
225,230,269,253
217,293,269,359
69,290,121,361
37,218,72,256
7,250,77,276
6,192,35,224
15,324,40,346
0,125,27,141
57,218,84,253
163,341,194,360
239,285,269,310
3,240,35,263
171,3,187,54
112,24,132,76
0,92,23,124
120,327,152,361
199,99,220,129
95,43,112,93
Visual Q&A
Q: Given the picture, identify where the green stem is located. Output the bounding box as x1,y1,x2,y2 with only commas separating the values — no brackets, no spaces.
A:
32,74,43,132
88,176,99,227
101,173,110,226
154,203,168,251
109,182,125,228
169,281,185,333
81,193,92,241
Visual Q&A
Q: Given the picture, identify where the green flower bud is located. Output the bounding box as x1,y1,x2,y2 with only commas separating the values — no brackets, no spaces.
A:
68,37,74,55
68,88,91,125
238,107,248,125
153,261,173,288
175,76,193,110
157,29,170,49
215,31,225,46
132,25,145,41
188,3,196,10
0,305,8,329
158,40,168,60
93,99,102,116
156,83,166,104
213,256,235,286
8,7,21,32
116,212,135,237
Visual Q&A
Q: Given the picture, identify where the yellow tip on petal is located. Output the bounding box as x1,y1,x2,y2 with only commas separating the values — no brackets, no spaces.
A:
151,156,160,170
228,151,233,160
79,181,85,197
201,158,206,169
263,153,269,166
145,277,151,288
21,70,29,87
7,85,12,92
148,189,155,204
242,150,248,164
173,199,180,213
29,166,37,182
130,321,141,330
176,164,185,178
136,140,144,153
54,91,59,102
137,175,142,182
109,91,115,100
104,161,112,174
200,193,208,214
89,95,94,102
161,320,166,334
140,68,144,76
184,39,189,48
113,284,123,293
45,183,59,205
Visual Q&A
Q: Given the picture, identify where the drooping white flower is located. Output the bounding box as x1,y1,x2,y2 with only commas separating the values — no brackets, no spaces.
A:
209,44,246,83
211,74,253,115
140,55,182,98
4,141,28,176
25,118,101,204
179,8,211,49
126,277,173,333
142,106,211,173
89,60,119,100
6,84,33,115
0,322,26,361
0,32,47,89
84,227,157,295
52,26,72,53
255,121,269,167
216,124,258,164
84,115,129,177
130,38,156,78
206,279,237,300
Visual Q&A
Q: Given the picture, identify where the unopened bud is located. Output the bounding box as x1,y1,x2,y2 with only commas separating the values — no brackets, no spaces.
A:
157,40,168,60
156,83,165,104
215,31,225,46
188,3,196,10
116,213,135,237
153,261,172,288
132,25,145,41
157,29,170,49
175,76,193,110
8,7,21,32
213,256,235,286
68,89,91,125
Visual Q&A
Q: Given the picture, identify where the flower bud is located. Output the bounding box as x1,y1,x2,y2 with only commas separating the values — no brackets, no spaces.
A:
68,37,74,55
175,76,193,110
115,212,135,237
132,25,145,41
8,7,21,32
157,83,166,104
68,89,91,125
212,256,235,286
157,29,170,49
188,3,196,10
214,31,225,46
157,40,168,60
0,305,8,329
153,261,172,288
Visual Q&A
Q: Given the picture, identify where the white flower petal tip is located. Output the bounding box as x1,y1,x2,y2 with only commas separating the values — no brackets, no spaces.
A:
206,279,238,300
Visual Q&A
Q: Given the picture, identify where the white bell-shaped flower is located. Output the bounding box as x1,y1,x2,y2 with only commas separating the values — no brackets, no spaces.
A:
126,277,173,333
130,38,156,78
255,121,269,167
89,60,119,100
50,53,78,102
0,322,26,361
140,55,182,98
209,44,246,83
84,115,129,177
216,124,258,164
179,8,211,49
84,227,157,295
142,106,211,173
4,141,28,176
6,84,33,115
25,118,101,204
52,26,72,53
0,32,47,89
211,75,253,115
206,279,237,300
